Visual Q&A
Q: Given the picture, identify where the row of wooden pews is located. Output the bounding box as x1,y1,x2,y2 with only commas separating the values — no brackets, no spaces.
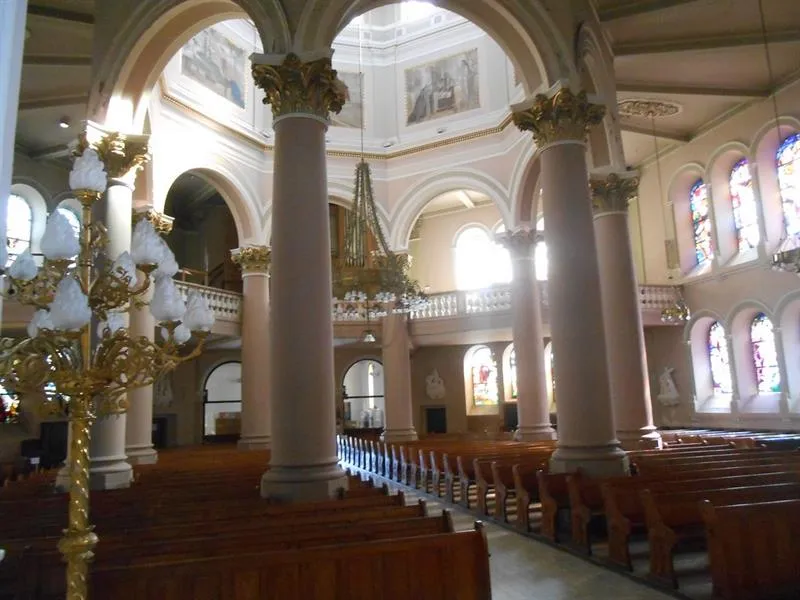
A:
340,431,800,600
1,445,492,599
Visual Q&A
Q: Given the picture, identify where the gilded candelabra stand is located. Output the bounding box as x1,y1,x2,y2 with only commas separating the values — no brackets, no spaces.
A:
0,148,215,599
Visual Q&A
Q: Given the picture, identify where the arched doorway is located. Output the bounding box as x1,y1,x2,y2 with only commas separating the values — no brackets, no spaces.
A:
164,171,241,292
342,359,385,431
203,361,242,442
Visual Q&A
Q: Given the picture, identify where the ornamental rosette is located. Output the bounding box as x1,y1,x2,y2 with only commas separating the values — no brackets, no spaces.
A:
513,88,606,147
252,53,347,120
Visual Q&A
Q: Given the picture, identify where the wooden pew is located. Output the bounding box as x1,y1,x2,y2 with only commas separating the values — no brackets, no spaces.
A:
537,471,571,542
701,499,800,600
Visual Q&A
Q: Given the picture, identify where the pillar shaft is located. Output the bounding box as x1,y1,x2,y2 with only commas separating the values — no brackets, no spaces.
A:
499,227,556,441
381,313,417,442
232,246,272,449
253,52,348,501
513,87,627,475
591,174,660,449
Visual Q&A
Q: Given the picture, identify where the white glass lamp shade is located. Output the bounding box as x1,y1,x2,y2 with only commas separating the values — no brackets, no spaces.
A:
48,277,91,331
182,292,215,332
97,312,126,337
69,148,107,193
111,251,138,288
172,324,192,345
27,309,54,338
150,276,186,323
154,239,179,278
131,219,164,267
41,211,80,261
8,250,38,281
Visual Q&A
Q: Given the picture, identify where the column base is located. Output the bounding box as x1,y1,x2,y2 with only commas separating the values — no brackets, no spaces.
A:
238,436,271,450
55,457,134,492
261,461,348,502
617,428,662,450
380,428,418,443
126,444,158,465
514,425,557,442
549,444,629,477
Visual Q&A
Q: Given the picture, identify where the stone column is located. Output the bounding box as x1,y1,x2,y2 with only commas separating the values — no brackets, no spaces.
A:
497,226,556,441
591,173,661,449
513,86,627,476
125,209,174,464
380,313,418,442
231,245,272,450
252,52,348,501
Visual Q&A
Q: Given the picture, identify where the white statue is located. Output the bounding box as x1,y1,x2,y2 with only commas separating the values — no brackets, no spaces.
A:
154,374,174,408
425,369,446,400
657,367,680,407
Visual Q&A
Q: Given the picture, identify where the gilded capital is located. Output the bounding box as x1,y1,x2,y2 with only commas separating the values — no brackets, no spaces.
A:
496,225,544,258
252,53,346,120
76,130,150,180
513,88,605,147
590,173,639,214
231,245,271,274
132,208,174,234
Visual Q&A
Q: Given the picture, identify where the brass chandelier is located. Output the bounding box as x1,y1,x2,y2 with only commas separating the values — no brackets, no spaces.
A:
0,141,215,599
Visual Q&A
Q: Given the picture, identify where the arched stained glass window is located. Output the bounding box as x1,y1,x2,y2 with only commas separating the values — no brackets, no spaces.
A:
729,159,759,251
750,313,781,393
56,207,81,238
6,193,32,266
708,322,732,394
468,345,498,406
689,180,713,265
0,384,19,424
509,347,518,400
777,133,800,238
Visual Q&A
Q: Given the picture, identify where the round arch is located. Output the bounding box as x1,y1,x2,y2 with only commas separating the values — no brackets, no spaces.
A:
774,288,800,409
342,357,385,428
685,309,733,413
296,0,574,96
667,161,709,275
389,169,512,251
202,359,243,439
91,0,290,132
9,181,49,257
508,145,541,226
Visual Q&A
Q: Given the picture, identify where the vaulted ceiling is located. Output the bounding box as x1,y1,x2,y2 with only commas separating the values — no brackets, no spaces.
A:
13,1,800,168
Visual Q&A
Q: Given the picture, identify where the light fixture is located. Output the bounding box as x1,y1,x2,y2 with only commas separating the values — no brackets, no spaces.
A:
661,290,691,324
59,117,71,129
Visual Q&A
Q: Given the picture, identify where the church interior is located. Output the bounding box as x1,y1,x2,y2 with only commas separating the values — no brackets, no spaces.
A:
1,0,800,598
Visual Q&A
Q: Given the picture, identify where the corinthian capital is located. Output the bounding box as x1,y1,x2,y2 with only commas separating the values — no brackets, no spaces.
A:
76,126,150,181
590,172,639,214
132,208,174,234
496,225,544,259
252,52,347,120
512,87,605,147
231,245,271,274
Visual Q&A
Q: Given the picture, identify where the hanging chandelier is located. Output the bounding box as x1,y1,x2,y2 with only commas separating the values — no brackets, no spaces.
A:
661,291,691,324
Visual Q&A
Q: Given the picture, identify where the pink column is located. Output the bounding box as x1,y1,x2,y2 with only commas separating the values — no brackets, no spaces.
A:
513,87,627,476
232,246,272,450
591,173,661,449
498,226,556,441
380,313,418,442
125,210,173,464
253,52,347,501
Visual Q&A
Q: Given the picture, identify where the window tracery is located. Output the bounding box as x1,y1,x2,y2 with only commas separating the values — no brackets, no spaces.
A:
6,193,32,266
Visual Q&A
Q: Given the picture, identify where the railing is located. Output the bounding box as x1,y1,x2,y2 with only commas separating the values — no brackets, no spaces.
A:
175,281,242,323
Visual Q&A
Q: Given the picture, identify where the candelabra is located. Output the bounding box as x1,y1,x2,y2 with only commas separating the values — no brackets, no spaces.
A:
0,147,215,599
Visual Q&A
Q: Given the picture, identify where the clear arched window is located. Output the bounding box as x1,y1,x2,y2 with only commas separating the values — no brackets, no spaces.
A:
467,345,498,406
777,133,800,238
56,207,81,237
535,218,547,281
729,158,759,251
689,180,712,265
750,313,781,393
708,322,732,394
508,347,518,400
454,226,509,290
6,193,32,266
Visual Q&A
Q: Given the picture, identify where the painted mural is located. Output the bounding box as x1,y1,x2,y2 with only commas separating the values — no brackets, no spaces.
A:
405,48,479,126
182,27,247,109
331,71,364,128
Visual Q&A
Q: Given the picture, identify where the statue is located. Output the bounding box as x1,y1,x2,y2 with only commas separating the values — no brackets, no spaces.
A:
154,374,174,409
425,369,446,400
657,367,680,407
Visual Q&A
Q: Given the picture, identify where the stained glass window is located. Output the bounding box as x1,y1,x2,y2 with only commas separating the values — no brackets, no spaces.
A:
750,313,781,393
6,193,32,267
690,180,712,265
729,159,759,251
0,384,19,424
509,347,518,400
708,322,732,394
469,345,498,406
777,133,800,238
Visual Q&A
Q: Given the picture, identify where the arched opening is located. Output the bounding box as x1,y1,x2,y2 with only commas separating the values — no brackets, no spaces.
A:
452,224,510,291
463,344,499,416
203,361,242,442
164,171,241,291
342,359,384,430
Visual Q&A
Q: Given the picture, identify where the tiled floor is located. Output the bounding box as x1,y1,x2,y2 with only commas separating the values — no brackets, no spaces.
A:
393,484,676,600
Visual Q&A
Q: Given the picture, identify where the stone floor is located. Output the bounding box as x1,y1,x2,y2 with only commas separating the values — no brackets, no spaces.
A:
391,483,677,600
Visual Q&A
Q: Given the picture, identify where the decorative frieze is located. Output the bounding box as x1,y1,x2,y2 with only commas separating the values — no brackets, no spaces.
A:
231,245,271,274
495,225,544,259
513,88,605,147
590,173,639,214
75,129,150,180
252,53,347,120
132,208,174,235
